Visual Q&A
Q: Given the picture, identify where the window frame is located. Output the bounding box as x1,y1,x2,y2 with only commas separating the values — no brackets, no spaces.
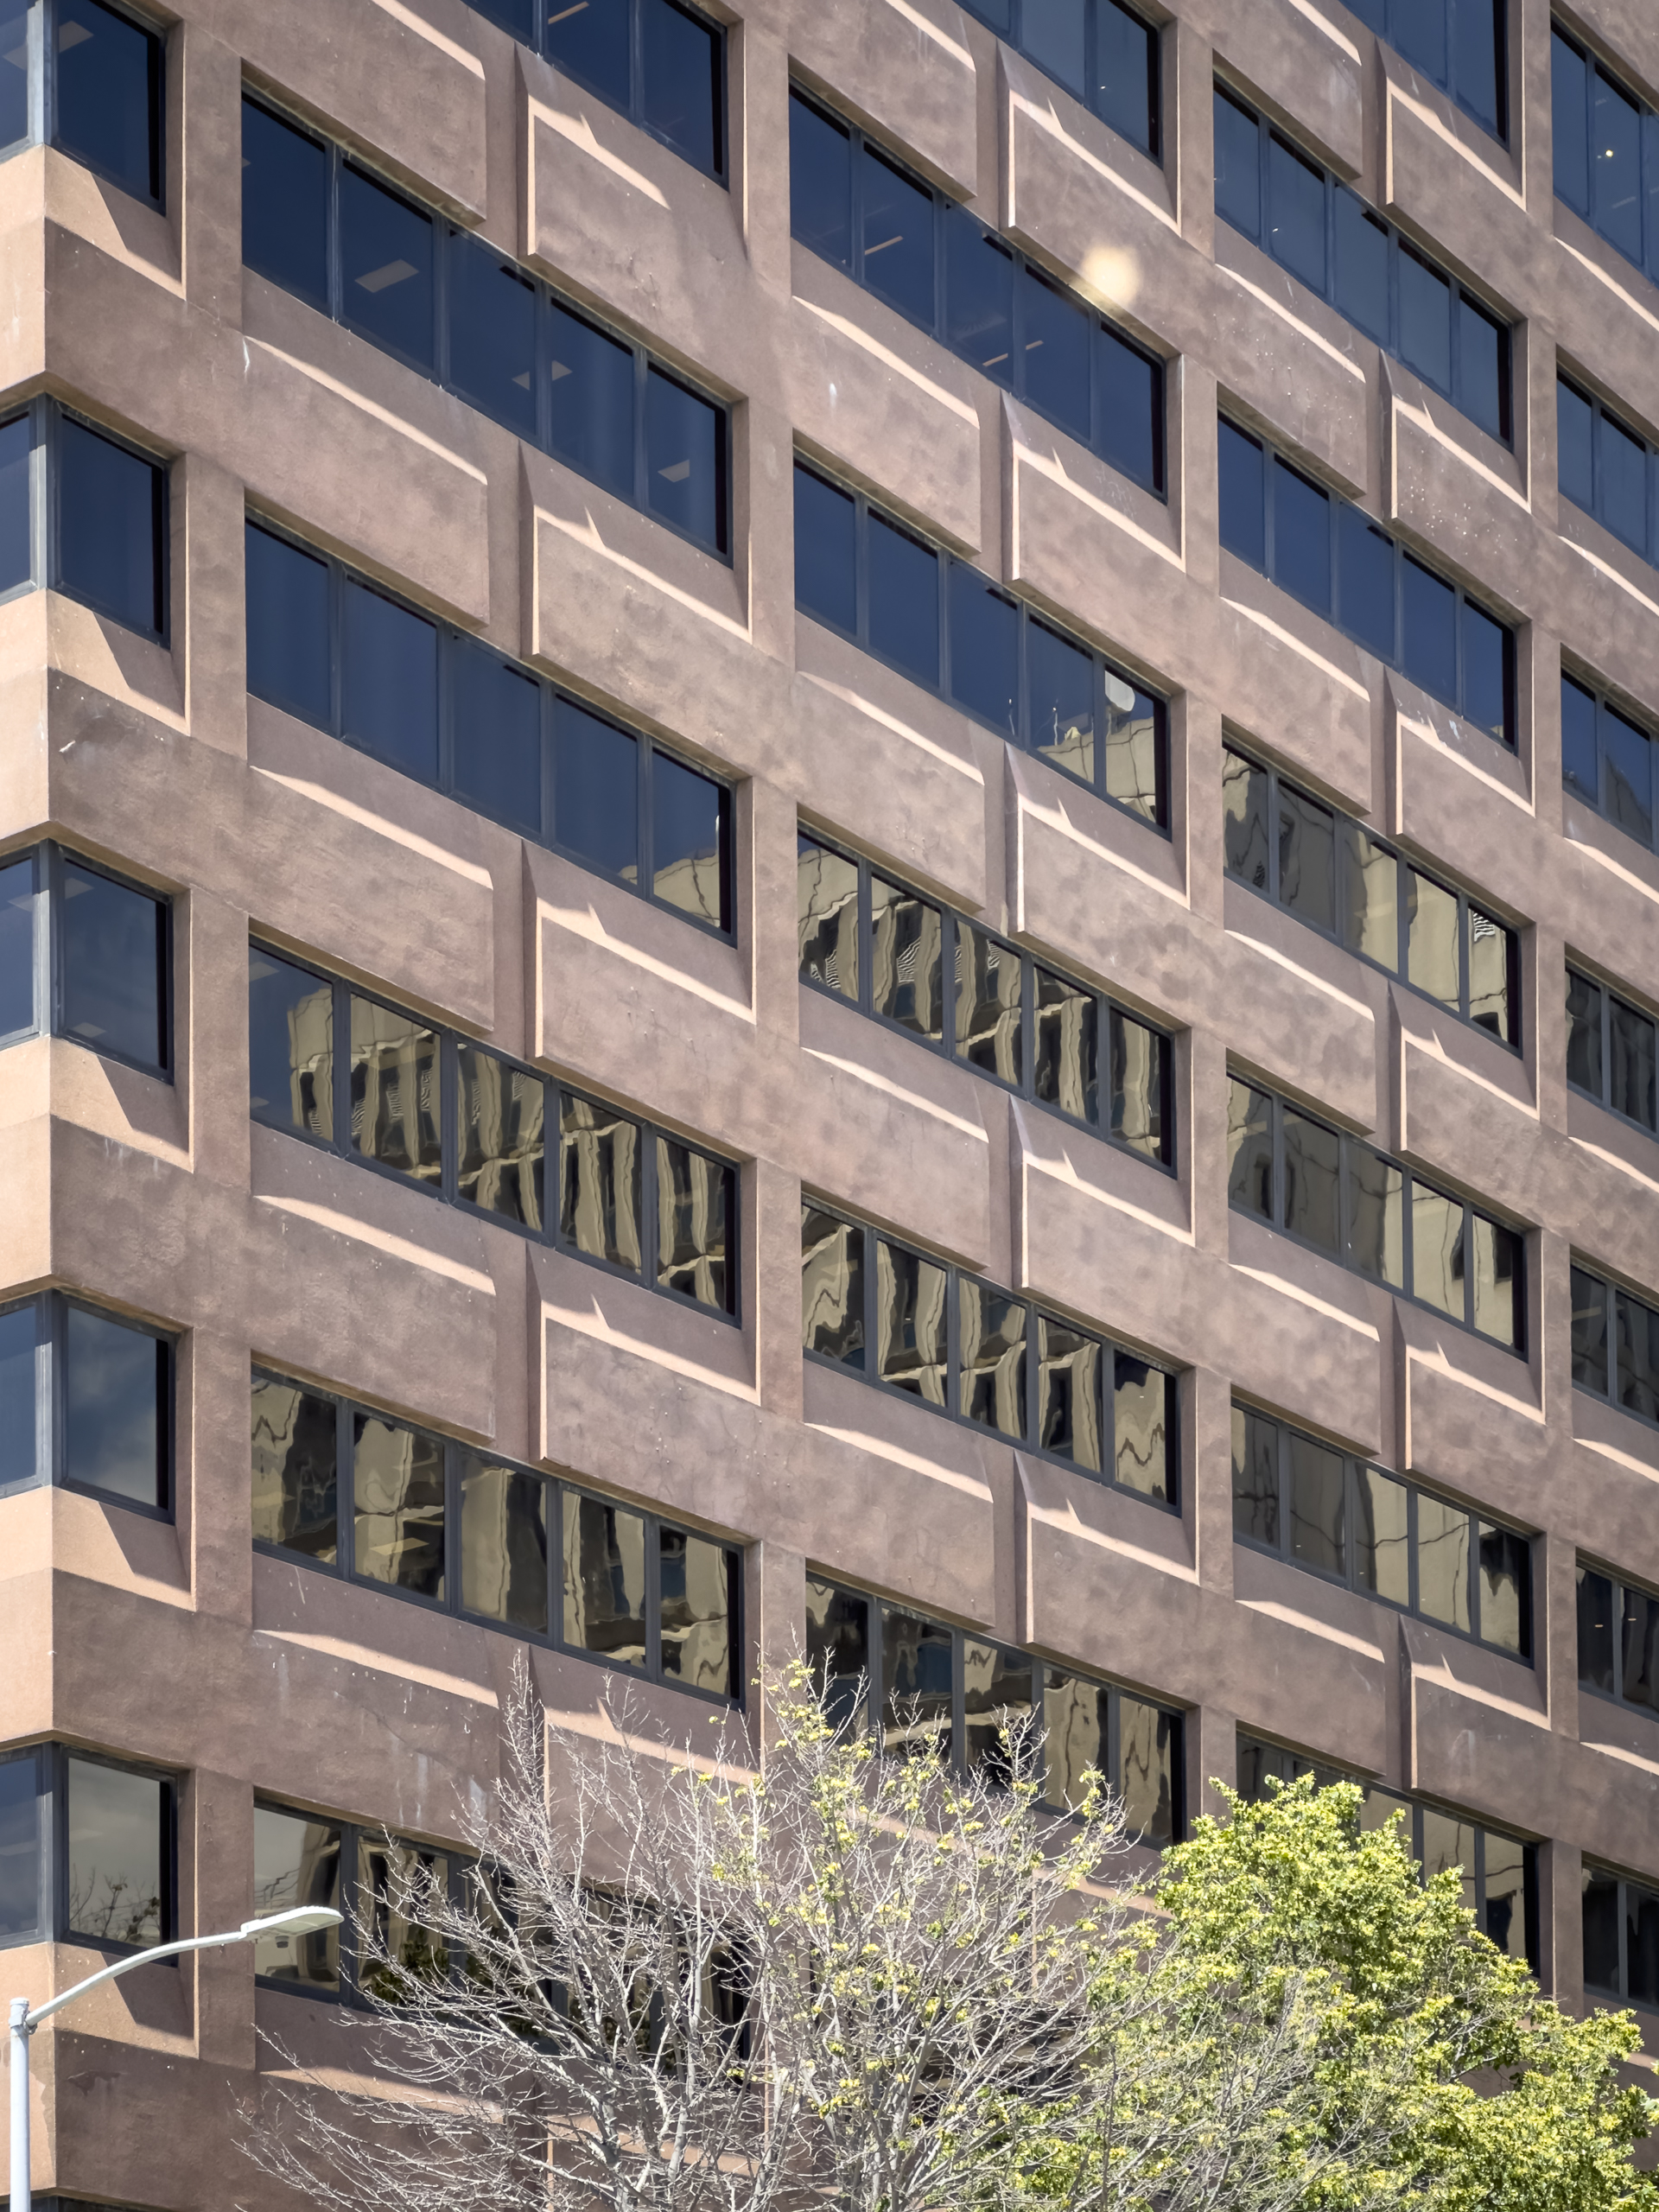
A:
251,1368,746,1707
1560,668,1659,857
0,1744,178,1958
955,0,1160,157
1551,23,1659,289
1577,1556,1659,1722
0,840,175,1079
1565,961,1658,1140
1222,740,1522,1051
542,0,728,183
1582,1860,1659,2012
0,0,168,208
240,93,732,559
1569,1260,1659,1433
0,398,171,644
1349,0,1508,141
1557,375,1659,565
0,1290,176,1518
248,939,741,1323
801,1198,1182,1509
793,458,1170,831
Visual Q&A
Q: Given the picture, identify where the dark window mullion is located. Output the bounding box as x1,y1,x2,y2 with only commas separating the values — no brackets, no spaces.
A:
1465,1506,1480,1642
337,1396,355,1578
1278,1417,1291,1562
645,1512,664,1680
950,1626,966,1772
855,493,871,650
638,740,655,901
946,1264,961,1421
1407,1484,1420,1614
864,1223,879,1385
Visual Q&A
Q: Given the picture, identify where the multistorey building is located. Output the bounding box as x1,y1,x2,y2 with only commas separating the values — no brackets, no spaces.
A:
1,0,1658,2199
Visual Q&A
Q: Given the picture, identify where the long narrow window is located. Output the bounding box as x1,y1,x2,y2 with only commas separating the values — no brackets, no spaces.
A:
1560,671,1658,855
1344,0,1506,138
1236,1733,1537,1966
241,96,730,555
252,1370,743,1700
1583,1864,1659,2010
0,842,171,1077
0,1745,175,1954
1578,1560,1659,1722
1231,1404,1531,1658
1214,87,1510,440
794,459,1167,828
245,520,733,936
790,89,1165,493
1558,377,1659,566
252,1802,460,1999
0,1291,173,1513
1552,27,1659,287
1223,745,1519,1046
802,1201,1179,1505
807,1576,1184,1840
1566,967,1657,1137
798,829,1173,1163
955,0,1160,156
1225,1073,1526,1351
1570,1263,1659,1431
1217,416,1515,745
0,0,164,205
0,398,168,641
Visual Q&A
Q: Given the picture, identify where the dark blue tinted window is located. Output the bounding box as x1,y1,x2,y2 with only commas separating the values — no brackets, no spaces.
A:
794,465,856,632
0,1,27,154
0,1302,35,1488
341,578,439,784
1593,69,1643,265
1452,0,1500,134
1334,194,1389,340
548,305,635,502
1458,298,1505,439
1217,418,1265,567
1268,135,1325,291
447,233,537,438
1099,332,1160,489
242,102,327,312
1021,266,1090,442
0,855,31,1041
641,0,720,175
1096,0,1157,156
0,1755,38,1935
1552,32,1589,210
1560,677,1599,804
1600,413,1649,554
946,209,1014,379
1029,622,1095,779
64,1304,163,1504
645,366,725,550
868,512,939,685
555,698,639,883
1399,250,1451,391
55,0,162,205
1402,556,1456,702
1393,0,1446,80
248,945,332,1135
948,567,1019,736
245,524,331,728
1023,0,1084,98
471,0,534,33
0,411,29,592
652,751,727,927
452,640,541,831
1273,461,1331,615
1338,506,1395,659
1213,90,1260,237
861,147,935,325
547,0,630,106
1605,707,1653,844
60,860,165,1072
58,416,163,639
790,92,851,267
1558,381,1593,512
340,166,435,371
1460,600,1509,744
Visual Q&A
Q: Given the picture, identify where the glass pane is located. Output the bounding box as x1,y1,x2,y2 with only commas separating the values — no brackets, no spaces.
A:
559,1092,642,1272
67,1758,162,1947
656,1135,732,1311
645,367,725,551
802,1205,864,1367
874,1238,947,1403
1560,674,1600,803
340,165,435,369
447,232,537,438
861,146,936,325
0,407,26,597
794,463,856,632
1103,672,1162,823
806,1578,869,1732
1272,460,1331,615
1483,1831,1529,1961
358,1836,450,1993
1611,995,1658,1129
790,93,851,266
1283,1109,1340,1255
1604,705,1653,844
1462,605,1510,744
1579,1565,1617,1693
548,305,635,500
1567,970,1604,1096
64,1305,162,1506
1453,0,1501,130
640,0,721,175
245,523,331,728
460,1458,548,1633
546,0,629,104
1037,1315,1101,1471
1615,1289,1659,1422
1213,90,1261,238
1021,0,1084,94
870,874,943,1039
1354,1465,1409,1605
1119,1696,1177,1846
0,2,28,156
1097,330,1160,490
1110,1012,1166,1161
1622,1585,1659,1711
958,1278,1026,1436
1600,412,1649,554
963,1642,1033,1783
1399,250,1452,391
659,1526,734,1694
451,639,541,833
1218,418,1266,567
0,1302,35,1489
1278,785,1335,931
1347,1144,1404,1287
1458,296,1506,438
1592,67,1643,264
563,1492,646,1668
252,1806,340,1986
1339,820,1397,968
1570,1265,1608,1394
1552,34,1590,209
945,207,1014,379
1467,909,1512,1042
1041,1670,1107,1815
1226,1078,1273,1218
1222,748,1269,888
242,100,328,311
1477,1520,1528,1652
955,925,1022,1083
1581,1866,1620,1993
1020,266,1090,442
1416,1494,1472,1631
1406,869,1460,1011
1630,1885,1659,2009
55,0,160,203
248,948,332,1137
353,1414,444,1598
1114,1354,1170,1502
1267,134,1325,290
1333,192,1389,340
0,1755,38,1937
251,1376,337,1561
1287,1430,1344,1575
553,697,639,882
652,750,726,926
1033,967,1096,1122
798,836,859,999
1337,505,1395,661
868,511,939,686
1402,557,1456,704
1096,0,1155,152
1231,1403,1278,1546
1558,379,1594,511
1471,1214,1520,1347
458,1047,544,1229
1410,1181,1465,1319
342,578,439,785
58,416,162,637
60,859,164,1071
947,563,1018,735
1420,1809,1477,1923
348,995,442,1184
881,1606,952,1761
1235,1735,1303,1802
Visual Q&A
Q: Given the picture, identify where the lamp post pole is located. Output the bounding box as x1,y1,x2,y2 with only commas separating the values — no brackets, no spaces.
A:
7,1905,341,2212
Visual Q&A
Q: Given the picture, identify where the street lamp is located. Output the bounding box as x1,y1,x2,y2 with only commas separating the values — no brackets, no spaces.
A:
7,1904,343,2212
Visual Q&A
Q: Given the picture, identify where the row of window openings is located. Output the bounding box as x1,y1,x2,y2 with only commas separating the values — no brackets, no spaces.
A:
1552,26,1659,294
1567,969,1657,1138
797,832,1172,1166
1218,418,1515,746
252,1370,741,1703
788,90,1164,497
0,0,162,207
0,1746,173,1955
1579,1563,1659,1726
0,1291,169,1513
1213,88,1510,444
1230,1403,1531,1659
801,1202,1177,1508
1223,747,1517,1046
245,521,732,937
0,397,168,642
249,942,736,1319
1227,1077,1525,1351
243,96,730,557
793,461,1169,830
1561,672,1659,859
1583,1866,1659,2012
806,1576,1182,1845
0,842,169,1077
1558,378,1659,574
1569,1266,1659,1433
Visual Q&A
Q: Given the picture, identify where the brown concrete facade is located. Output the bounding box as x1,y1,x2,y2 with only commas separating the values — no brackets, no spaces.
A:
3,0,1659,2199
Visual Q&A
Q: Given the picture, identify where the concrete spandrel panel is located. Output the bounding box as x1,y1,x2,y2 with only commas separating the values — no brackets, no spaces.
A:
1378,75,1529,308
1569,1408,1659,1563
782,0,978,198
1548,226,1659,445
1220,889,1382,1131
1012,791,1196,1020
1554,521,1659,716
1209,235,1372,493
1407,1660,1565,1849
1386,391,1540,620
1400,1324,1548,1511
1211,0,1365,179
41,1035,188,1167
1211,1552,1390,1761
1224,1209,1390,1449
1388,698,1532,859
0,613,49,831
1014,1096,1188,1268
0,147,48,383
1020,1513,1212,1704
1213,562,1376,808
